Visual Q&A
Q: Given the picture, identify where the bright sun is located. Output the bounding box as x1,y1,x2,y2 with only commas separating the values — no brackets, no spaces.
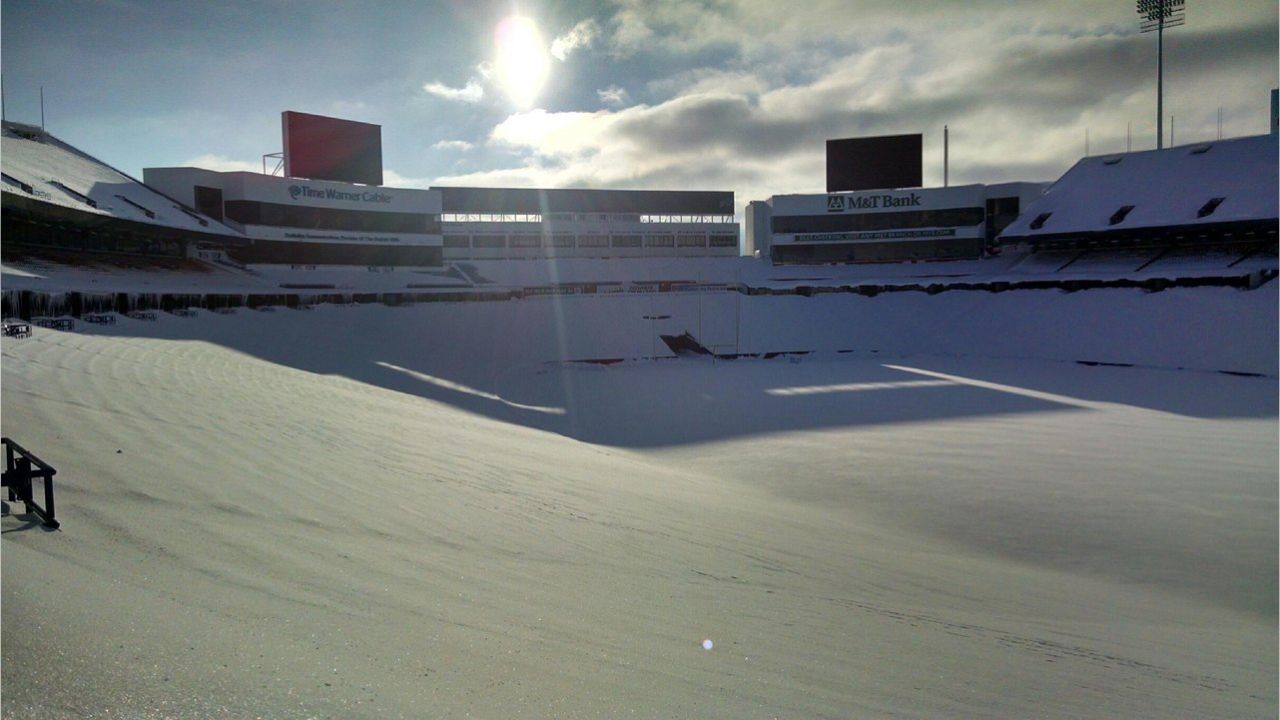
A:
495,16,550,108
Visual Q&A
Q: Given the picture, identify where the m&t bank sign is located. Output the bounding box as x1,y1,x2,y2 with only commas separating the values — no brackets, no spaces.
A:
827,192,923,212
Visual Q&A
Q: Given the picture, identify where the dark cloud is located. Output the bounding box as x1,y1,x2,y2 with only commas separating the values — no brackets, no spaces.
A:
447,1,1277,203
597,19,1276,173
611,95,810,157
991,24,1277,114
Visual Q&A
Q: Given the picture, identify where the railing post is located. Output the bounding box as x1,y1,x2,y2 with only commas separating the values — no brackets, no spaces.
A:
1,438,60,528
4,440,13,502
41,470,58,528
14,457,32,511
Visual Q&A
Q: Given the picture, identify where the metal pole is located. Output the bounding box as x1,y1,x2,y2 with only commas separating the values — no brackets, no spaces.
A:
42,470,57,528
40,86,45,129
4,440,14,489
1156,6,1163,149
734,265,741,356
1272,89,1279,135
649,296,655,361
943,125,948,187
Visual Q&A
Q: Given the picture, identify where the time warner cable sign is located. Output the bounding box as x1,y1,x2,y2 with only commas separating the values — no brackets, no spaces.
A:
289,184,394,205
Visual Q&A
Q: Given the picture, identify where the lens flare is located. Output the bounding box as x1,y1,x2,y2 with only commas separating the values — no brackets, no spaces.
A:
495,16,549,108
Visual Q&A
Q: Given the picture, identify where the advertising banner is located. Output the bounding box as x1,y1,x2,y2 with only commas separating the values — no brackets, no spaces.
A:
239,223,441,246
794,228,973,243
772,185,984,216
230,173,438,213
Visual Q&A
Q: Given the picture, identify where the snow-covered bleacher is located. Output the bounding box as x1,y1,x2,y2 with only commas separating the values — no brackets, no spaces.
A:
1000,134,1279,248
1140,244,1276,274
2,122,1274,310
1,122,242,237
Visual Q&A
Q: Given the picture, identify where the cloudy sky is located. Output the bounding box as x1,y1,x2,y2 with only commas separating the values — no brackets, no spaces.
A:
3,0,1275,212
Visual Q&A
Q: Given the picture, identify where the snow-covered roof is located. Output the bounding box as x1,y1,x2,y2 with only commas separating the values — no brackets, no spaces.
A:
0,121,242,237
999,134,1279,241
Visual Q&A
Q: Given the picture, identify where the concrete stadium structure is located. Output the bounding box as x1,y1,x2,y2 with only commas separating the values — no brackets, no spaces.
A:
143,167,444,266
999,133,1279,251
746,182,1047,264
435,186,739,261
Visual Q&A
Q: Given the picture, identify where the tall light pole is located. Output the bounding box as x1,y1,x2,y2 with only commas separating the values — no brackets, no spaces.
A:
1137,0,1186,150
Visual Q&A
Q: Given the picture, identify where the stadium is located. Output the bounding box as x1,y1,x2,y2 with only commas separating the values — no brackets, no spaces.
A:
2,26,1278,720
4,109,1276,315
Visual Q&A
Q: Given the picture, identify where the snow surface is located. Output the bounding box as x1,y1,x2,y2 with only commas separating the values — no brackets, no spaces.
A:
3,246,1275,297
1,123,239,235
1000,134,1279,239
2,282,1275,718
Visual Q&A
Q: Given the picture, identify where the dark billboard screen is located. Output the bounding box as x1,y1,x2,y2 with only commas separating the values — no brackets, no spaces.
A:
826,134,922,192
283,111,383,186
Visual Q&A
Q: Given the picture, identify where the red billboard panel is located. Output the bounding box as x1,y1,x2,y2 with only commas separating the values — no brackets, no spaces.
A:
282,111,383,186
826,134,922,192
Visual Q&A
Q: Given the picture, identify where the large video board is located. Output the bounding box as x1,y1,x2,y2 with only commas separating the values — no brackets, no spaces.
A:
283,111,383,186
826,134,922,192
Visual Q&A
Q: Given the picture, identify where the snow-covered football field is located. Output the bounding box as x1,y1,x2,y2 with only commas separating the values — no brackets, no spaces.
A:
3,285,1276,718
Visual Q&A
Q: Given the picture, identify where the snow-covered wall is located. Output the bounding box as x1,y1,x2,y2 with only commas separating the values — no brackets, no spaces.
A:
737,285,1277,373
55,283,1277,378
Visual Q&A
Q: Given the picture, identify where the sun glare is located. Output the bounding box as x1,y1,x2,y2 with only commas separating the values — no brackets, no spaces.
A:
495,15,550,108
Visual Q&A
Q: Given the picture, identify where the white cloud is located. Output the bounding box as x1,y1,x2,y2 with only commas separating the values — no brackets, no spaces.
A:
489,108,623,159
183,154,261,173
646,68,768,99
382,169,432,189
597,85,630,107
330,100,368,115
430,164,555,189
432,140,475,151
550,19,600,61
423,78,484,103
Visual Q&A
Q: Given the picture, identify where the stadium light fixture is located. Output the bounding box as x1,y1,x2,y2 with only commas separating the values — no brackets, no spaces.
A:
1137,0,1186,150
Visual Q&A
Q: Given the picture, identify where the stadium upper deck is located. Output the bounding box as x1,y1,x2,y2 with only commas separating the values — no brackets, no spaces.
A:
435,186,739,260
999,134,1279,249
1,121,243,258
143,167,444,266
2,116,1275,280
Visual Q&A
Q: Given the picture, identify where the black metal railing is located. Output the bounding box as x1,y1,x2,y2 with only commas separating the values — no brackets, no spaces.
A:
2,437,59,529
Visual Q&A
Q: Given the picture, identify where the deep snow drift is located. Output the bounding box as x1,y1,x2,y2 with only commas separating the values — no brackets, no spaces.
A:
2,284,1276,719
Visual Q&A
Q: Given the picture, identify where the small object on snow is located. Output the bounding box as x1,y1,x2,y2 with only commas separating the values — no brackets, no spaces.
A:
702,639,713,651
116,449,122,454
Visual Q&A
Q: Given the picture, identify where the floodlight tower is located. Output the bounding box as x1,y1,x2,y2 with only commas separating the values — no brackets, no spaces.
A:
1137,0,1186,149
